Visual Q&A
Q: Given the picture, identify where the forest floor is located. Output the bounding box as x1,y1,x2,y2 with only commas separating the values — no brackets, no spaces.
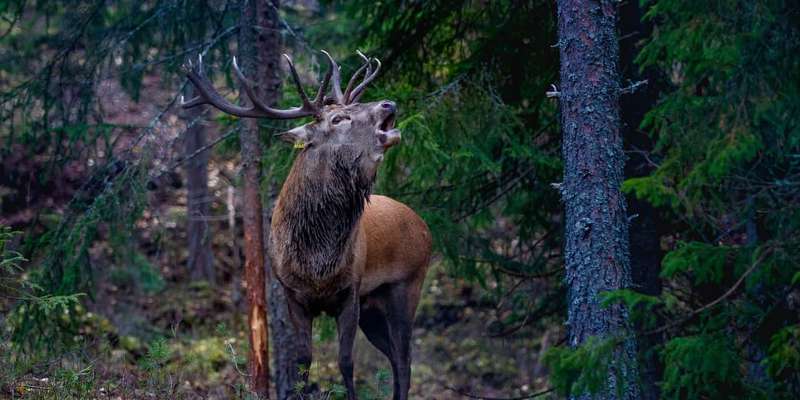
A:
4,258,552,399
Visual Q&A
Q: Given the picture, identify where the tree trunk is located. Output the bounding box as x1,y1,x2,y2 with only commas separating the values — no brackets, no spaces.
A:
555,1,641,399
182,85,215,284
239,0,306,397
618,2,664,399
238,0,280,395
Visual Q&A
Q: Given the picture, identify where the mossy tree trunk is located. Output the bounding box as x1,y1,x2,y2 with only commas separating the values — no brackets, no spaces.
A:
555,1,641,399
239,0,308,397
238,0,278,395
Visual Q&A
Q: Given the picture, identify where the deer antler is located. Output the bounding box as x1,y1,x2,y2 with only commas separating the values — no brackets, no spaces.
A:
321,50,381,105
320,50,345,105
347,56,381,104
343,51,371,103
182,50,380,116
181,51,334,120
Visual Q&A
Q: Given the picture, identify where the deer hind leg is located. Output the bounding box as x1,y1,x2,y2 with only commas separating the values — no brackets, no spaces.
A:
385,281,417,400
359,298,397,393
359,281,417,400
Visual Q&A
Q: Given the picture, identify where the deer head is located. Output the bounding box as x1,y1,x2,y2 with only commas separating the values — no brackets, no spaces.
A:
181,50,399,180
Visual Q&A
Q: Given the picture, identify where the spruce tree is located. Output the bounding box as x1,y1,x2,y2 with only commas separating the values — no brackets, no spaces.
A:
554,0,641,398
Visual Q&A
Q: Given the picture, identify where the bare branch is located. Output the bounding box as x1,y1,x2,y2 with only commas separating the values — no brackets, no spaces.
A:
545,84,560,98
619,79,648,95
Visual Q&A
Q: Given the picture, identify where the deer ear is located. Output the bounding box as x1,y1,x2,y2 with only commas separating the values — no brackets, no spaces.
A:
278,125,313,146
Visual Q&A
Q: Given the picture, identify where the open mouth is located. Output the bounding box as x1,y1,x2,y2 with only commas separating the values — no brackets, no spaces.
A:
379,113,396,131
376,111,401,149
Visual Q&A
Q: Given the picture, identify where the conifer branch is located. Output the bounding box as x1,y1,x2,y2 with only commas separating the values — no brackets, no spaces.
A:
645,247,773,336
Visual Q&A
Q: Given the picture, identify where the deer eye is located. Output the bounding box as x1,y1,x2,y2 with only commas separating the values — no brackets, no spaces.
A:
331,115,348,125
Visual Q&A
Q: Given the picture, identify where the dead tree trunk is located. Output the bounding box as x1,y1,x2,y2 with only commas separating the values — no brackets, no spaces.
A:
182,85,215,283
238,0,276,395
555,1,641,399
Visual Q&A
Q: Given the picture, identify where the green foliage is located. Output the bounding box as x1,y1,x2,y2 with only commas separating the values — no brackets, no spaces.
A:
371,75,562,289
661,242,733,284
601,289,663,329
631,0,800,220
619,0,800,398
49,365,96,399
313,314,338,343
141,337,172,372
0,226,26,271
765,325,800,391
661,334,747,399
2,226,90,359
544,336,620,398
355,369,393,400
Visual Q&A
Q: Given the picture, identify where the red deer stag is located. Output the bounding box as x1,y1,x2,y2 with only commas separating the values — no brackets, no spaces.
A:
182,51,432,400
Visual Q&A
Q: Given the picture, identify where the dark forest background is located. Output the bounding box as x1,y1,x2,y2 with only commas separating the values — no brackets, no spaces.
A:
0,0,798,399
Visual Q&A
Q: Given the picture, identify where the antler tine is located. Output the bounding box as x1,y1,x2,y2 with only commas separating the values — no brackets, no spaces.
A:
362,52,373,81
314,52,334,108
320,50,344,104
343,51,371,104
181,54,318,120
181,54,259,116
232,56,281,114
348,58,382,104
180,55,205,107
282,54,316,112
359,50,373,79
180,94,208,108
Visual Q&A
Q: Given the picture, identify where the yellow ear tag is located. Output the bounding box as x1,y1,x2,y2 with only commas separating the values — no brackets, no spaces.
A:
293,141,305,149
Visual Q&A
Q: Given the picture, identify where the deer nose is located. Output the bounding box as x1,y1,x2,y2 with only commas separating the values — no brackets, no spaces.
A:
380,101,396,112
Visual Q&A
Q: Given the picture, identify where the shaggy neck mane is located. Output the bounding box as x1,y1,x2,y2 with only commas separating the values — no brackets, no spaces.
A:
278,146,373,279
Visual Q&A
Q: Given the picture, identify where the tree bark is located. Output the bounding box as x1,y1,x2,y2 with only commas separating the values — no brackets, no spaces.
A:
239,0,306,397
238,0,280,396
182,85,215,284
555,1,641,399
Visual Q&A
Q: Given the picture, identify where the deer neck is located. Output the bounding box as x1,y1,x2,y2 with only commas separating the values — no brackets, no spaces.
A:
273,145,373,281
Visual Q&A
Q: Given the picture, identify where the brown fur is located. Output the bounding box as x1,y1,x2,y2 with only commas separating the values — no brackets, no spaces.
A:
360,195,431,303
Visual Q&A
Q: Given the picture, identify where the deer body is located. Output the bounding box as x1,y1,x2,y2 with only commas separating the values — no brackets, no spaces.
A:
270,141,431,400
360,195,431,297
272,167,432,302
182,50,431,400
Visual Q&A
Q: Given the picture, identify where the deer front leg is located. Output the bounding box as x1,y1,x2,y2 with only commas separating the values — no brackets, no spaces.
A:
336,286,360,400
285,292,314,399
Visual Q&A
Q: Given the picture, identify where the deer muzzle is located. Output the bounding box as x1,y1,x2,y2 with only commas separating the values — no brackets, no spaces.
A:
378,129,401,148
